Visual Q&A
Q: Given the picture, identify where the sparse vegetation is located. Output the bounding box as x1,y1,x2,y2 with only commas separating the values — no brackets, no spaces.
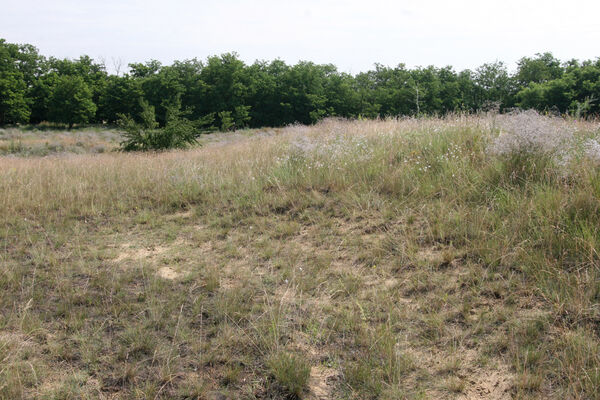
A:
1,113,600,399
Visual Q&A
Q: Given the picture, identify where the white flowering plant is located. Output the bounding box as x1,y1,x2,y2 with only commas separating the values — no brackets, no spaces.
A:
490,110,576,158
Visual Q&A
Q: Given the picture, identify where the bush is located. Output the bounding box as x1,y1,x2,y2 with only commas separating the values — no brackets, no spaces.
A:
218,111,234,132
118,100,201,151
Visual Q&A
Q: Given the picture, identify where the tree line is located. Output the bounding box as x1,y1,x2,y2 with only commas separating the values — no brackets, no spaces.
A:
1,38,599,129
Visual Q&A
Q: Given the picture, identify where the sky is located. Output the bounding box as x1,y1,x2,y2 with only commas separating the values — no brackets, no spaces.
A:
2,0,599,74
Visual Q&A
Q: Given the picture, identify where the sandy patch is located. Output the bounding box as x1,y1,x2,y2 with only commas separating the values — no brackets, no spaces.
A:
399,345,513,400
307,365,338,400
459,366,513,400
157,266,180,280
113,244,168,263
112,238,188,263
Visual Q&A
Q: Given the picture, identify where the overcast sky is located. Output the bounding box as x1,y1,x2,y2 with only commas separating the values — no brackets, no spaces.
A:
2,0,599,74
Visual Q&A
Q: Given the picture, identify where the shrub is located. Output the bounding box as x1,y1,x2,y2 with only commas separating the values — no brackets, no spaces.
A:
218,111,234,132
119,100,200,151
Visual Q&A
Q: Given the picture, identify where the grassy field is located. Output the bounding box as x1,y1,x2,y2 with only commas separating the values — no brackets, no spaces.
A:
1,114,600,399
0,126,123,156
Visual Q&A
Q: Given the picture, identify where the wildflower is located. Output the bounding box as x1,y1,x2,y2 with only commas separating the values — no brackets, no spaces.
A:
490,110,575,157
584,138,600,164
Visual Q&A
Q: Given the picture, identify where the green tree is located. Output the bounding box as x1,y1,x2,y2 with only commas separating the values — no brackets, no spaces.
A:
353,70,382,118
456,70,478,111
474,61,515,110
199,53,250,120
410,67,443,114
137,65,185,126
565,60,600,116
29,72,57,123
245,60,288,126
279,62,331,124
517,73,575,113
0,39,37,124
97,75,144,123
6,37,600,128
437,66,461,112
48,75,96,128
47,56,107,122
516,83,546,110
324,71,360,117
0,71,30,124
515,52,563,87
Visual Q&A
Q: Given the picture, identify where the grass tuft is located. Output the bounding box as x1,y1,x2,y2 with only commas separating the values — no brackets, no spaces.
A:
267,352,311,398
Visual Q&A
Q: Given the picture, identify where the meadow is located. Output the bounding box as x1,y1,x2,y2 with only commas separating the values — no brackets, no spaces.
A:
0,126,121,157
1,113,600,399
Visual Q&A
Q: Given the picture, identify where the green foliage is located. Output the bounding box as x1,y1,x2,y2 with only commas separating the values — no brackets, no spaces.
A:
516,52,563,87
0,71,30,124
2,38,600,127
118,100,201,151
474,61,514,109
28,73,57,123
47,75,97,128
138,99,159,129
516,83,546,110
0,39,38,124
196,112,216,130
233,105,251,128
218,111,234,131
97,75,144,123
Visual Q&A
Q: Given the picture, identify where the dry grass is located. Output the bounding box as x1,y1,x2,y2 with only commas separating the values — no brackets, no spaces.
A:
0,126,121,156
1,115,600,399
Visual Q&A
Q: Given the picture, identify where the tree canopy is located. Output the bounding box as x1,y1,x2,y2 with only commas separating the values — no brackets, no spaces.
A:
1,39,599,129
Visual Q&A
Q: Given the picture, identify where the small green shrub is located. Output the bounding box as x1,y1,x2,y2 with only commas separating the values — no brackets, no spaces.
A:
118,100,201,151
267,352,311,397
218,111,234,132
